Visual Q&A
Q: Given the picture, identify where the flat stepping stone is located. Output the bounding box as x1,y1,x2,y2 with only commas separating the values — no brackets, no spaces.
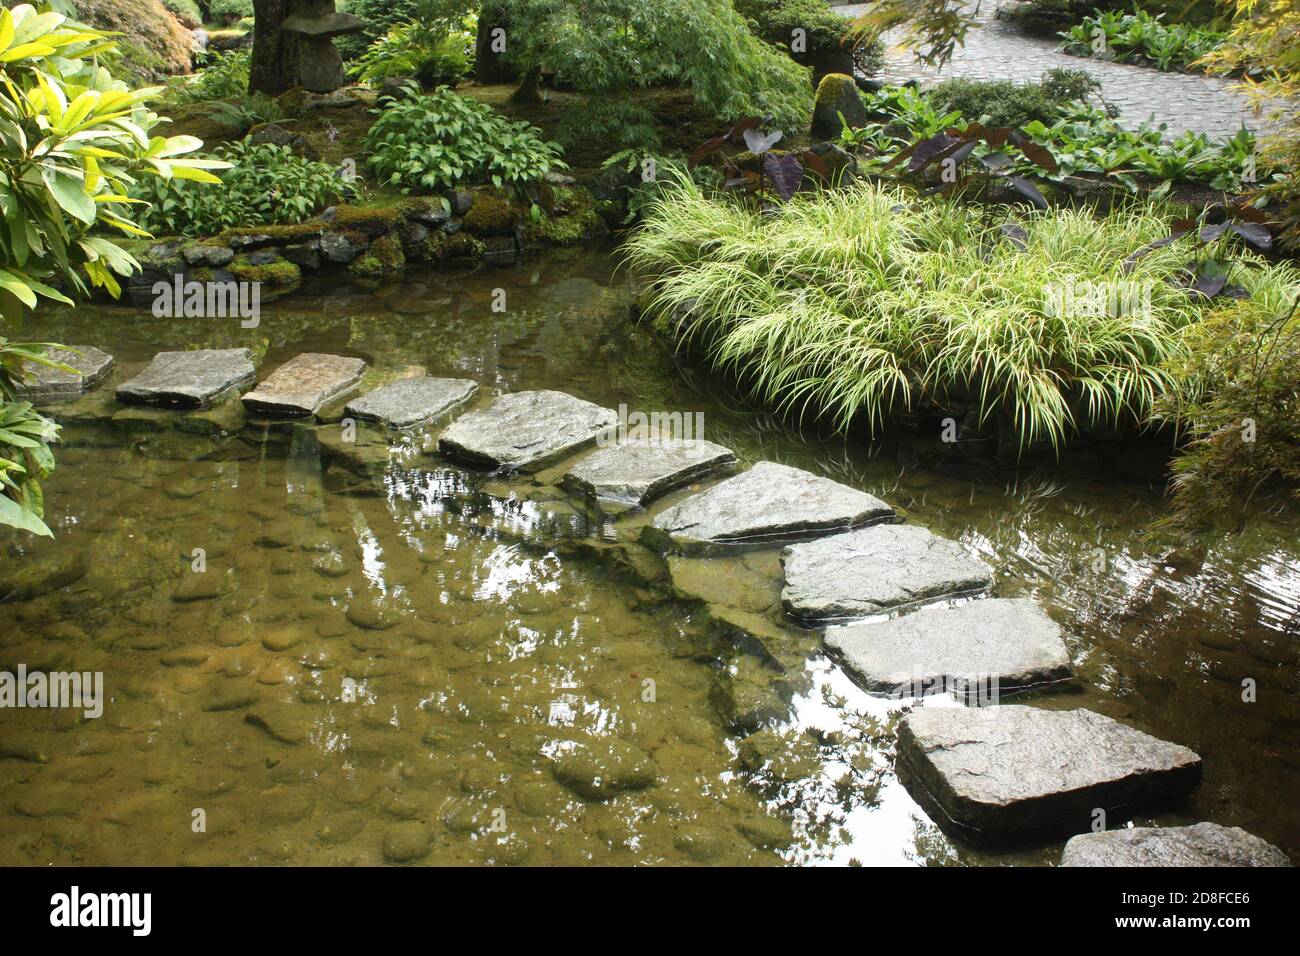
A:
116,348,256,409
781,524,993,622
646,461,894,553
242,353,366,417
1061,823,1291,867
563,438,736,506
896,705,1202,845
825,598,1071,697
344,375,478,428
437,390,618,472
16,346,114,401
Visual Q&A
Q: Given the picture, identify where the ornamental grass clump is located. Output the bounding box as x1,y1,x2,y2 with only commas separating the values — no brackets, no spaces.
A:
624,178,1297,448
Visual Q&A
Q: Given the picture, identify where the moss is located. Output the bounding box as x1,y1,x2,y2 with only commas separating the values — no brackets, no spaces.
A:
221,223,320,244
409,232,486,263
522,187,606,245
333,203,407,238
814,73,859,112
229,256,302,287
347,234,406,278
462,188,517,236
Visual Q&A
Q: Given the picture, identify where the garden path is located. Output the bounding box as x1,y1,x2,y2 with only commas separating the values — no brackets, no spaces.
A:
833,1,1277,140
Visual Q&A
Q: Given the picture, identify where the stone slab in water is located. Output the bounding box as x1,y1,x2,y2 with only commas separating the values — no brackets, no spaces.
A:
16,346,114,401
563,438,737,506
896,705,1202,845
646,461,894,553
825,598,1071,697
1061,823,1291,867
344,375,478,428
437,390,618,472
781,523,993,622
242,353,366,417
116,348,256,409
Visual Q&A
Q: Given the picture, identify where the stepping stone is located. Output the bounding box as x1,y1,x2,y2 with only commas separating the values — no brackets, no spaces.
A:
1061,823,1291,867
825,598,1072,698
15,346,114,401
437,390,618,472
563,438,737,506
344,375,478,428
781,524,993,622
116,348,256,409
896,706,1202,845
646,461,894,554
242,353,366,417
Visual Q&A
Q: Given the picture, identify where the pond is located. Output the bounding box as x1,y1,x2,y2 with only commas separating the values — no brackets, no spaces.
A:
2,248,1297,865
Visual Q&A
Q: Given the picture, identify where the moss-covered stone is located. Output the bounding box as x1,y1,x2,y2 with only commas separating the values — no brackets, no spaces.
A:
333,203,407,238
229,255,302,287
522,187,606,245
408,232,486,264
812,72,868,140
462,188,517,236
347,234,406,278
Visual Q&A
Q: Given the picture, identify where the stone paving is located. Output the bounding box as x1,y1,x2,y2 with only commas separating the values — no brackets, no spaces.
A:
32,352,1293,863
834,1,1277,140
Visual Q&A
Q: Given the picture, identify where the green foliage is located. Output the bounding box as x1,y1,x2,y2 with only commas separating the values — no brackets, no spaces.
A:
166,48,250,102
365,85,565,194
348,20,473,89
625,179,1298,448
1157,290,1300,530
131,141,349,236
337,0,468,59
849,0,980,67
929,68,1100,128
210,92,285,133
557,98,663,155
0,3,223,535
161,0,203,27
735,0,885,75
1060,9,1226,72
207,0,253,25
496,0,814,131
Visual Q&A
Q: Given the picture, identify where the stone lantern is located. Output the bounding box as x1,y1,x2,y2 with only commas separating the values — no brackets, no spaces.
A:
280,0,364,93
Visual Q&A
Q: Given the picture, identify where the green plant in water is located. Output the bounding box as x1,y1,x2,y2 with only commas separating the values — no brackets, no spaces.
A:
624,176,1300,448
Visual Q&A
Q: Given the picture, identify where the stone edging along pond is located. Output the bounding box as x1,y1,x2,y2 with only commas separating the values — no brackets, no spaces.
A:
18,345,1292,865
112,180,614,308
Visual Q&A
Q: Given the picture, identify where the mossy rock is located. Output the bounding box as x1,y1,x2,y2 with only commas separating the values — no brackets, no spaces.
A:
229,255,302,287
332,204,407,238
522,187,607,246
812,72,868,140
347,234,406,278
462,188,517,237
408,232,486,264
222,223,321,245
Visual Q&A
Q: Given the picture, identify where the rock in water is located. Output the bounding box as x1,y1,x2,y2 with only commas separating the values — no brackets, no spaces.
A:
563,438,737,506
344,376,478,428
242,353,366,417
645,460,894,554
781,524,993,622
116,348,257,409
548,737,659,800
896,706,1202,845
437,390,618,472
1061,823,1291,867
15,346,114,401
825,598,1072,697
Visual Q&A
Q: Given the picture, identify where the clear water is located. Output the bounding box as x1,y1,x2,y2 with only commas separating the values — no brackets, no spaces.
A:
2,248,1297,865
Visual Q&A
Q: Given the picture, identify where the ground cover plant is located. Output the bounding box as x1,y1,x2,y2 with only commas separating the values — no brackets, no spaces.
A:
1059,8,1227,72
624,177,1300,449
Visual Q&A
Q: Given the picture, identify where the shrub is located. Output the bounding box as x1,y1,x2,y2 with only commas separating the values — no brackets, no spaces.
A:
0,3,223,535
365,86,566,195
1059,9,1226,72
556,99,664,155
1157,286,1300,529
625,178,1299,447
929,68,1100,128
131,141,349,236
735,0,885,76
167,48,251,101
348,20,473,89
207,0,253,25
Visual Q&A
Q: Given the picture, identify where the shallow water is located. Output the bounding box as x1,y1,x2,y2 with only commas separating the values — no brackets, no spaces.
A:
2,248,1297,865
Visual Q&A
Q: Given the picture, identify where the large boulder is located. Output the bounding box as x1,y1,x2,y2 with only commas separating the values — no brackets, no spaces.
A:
812,72,870,140
1061,823,1291,867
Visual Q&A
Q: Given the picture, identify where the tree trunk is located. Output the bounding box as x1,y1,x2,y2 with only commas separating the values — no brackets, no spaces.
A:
250,0,301,95
475,4,518,84
509,66,541,105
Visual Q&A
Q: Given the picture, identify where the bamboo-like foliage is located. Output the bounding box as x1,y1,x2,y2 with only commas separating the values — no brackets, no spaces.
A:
624,176,1300,448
